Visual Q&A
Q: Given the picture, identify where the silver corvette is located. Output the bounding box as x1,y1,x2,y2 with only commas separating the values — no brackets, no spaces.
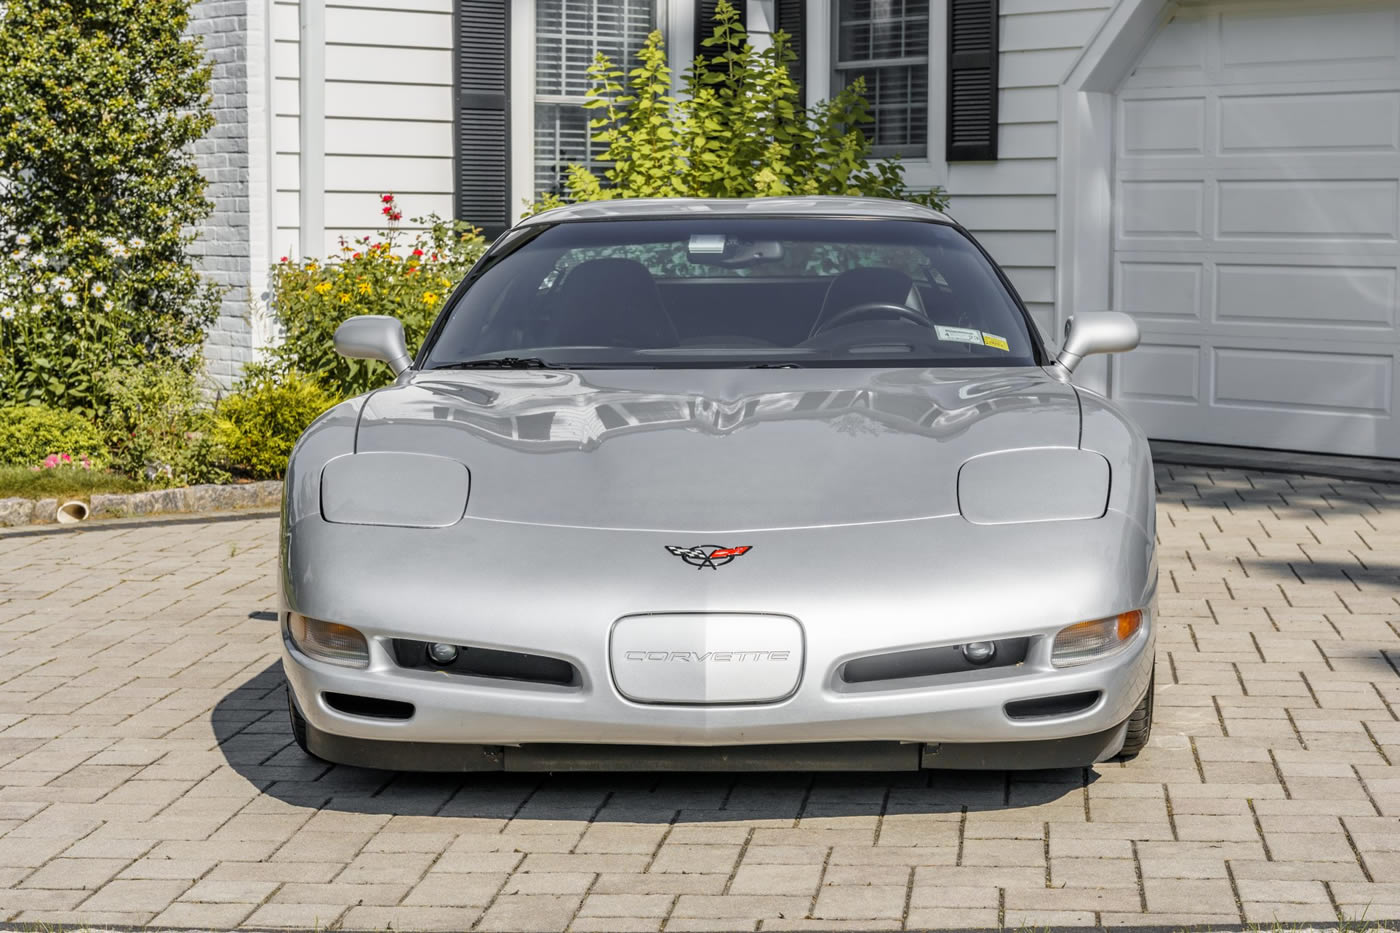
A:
280,197,1157,772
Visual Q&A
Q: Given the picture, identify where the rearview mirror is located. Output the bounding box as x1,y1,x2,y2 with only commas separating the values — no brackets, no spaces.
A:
1054,312,1139,376
334,315,412,376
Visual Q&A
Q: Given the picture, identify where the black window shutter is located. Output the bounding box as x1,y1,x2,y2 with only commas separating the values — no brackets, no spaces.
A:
694,0,747,64
454,0,510,238
774,0,806,106
946,0,999,161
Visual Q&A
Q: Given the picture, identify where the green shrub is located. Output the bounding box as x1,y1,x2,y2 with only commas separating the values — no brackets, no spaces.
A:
214,370,338,480
0,0,220,415
529,0,947,212
99,367,227,487
0,405,106,466
266,193,487,398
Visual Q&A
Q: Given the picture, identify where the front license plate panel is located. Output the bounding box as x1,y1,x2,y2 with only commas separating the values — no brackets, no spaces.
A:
610,613,804,705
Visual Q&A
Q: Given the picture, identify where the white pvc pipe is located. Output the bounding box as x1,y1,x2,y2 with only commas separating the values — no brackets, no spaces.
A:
56,501,90,523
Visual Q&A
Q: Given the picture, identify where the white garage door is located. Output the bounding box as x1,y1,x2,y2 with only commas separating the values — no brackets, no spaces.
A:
1111,1,1400,458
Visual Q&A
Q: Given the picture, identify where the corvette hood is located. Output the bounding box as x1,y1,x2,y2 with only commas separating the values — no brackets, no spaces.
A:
353,367,1080,531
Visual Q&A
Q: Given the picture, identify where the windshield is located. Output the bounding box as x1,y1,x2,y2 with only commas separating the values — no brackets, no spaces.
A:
421,217,1041,369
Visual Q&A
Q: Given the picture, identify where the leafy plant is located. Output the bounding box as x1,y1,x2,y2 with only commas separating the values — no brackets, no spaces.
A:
266,194,488,398
0,463,150,500
99,367,227,487
0,0,220,414
213,369,338,480
529,0,947,211
0,405,106,466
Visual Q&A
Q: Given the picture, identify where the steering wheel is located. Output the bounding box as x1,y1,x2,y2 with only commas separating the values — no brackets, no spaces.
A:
812,302,930,336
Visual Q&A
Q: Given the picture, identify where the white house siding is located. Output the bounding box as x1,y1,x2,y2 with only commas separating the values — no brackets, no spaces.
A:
271,0,457,260
947,0,1111,340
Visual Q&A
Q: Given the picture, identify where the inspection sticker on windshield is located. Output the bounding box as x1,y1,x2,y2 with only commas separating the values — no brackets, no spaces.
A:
982,333,1010,351
935,325,984,345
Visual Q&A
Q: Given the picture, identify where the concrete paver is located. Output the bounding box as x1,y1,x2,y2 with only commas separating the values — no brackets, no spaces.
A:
0,464,1397,929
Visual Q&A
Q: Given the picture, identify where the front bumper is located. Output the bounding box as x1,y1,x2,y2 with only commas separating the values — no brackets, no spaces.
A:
281,510,1157,769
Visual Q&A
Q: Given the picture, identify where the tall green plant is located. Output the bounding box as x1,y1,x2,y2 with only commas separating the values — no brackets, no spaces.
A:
530,0,947,211
0,0,220,414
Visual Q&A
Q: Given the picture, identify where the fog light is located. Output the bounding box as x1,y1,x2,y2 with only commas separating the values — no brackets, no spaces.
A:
427,642,459,665
1052,610,1143,668
288,614,370,668
961,641,996,665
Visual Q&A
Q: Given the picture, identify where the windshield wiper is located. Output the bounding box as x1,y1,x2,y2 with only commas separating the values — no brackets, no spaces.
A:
748,362,804,369
435,357,562,370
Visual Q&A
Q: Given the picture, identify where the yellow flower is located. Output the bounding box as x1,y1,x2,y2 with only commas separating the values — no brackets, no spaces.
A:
338,293,351,303
422,292,439,305
356,282,372,295
313,281,332,295
438,278,451,288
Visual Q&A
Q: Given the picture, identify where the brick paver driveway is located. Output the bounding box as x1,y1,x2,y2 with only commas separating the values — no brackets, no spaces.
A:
0,464,1397,931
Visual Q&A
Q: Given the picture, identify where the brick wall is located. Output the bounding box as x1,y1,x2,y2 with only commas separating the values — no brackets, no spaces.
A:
189,0,254,393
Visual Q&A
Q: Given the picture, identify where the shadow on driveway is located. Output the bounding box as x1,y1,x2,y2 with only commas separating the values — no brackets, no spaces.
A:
211,661,1097,822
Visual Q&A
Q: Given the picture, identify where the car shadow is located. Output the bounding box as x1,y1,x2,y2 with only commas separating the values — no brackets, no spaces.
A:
212,661,1099,821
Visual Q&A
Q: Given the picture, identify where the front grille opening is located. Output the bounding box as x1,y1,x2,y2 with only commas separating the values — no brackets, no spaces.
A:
392,639,579,686
1005,690,1101,721
840,637,1030,685
323,692,414,720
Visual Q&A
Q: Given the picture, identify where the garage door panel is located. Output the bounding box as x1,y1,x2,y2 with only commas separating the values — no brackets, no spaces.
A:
1120,181,1206,238
1114,343,1202,405
1116,261,1204,322
1112,1,1400,458
1217,180,1400,241
1219,7,1399,70
1121,98,1207,156
1213,346,1395,416
1215,264,1398,330
1219,92,1400,153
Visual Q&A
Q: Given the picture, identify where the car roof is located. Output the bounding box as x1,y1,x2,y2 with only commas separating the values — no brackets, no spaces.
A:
516,196,954,227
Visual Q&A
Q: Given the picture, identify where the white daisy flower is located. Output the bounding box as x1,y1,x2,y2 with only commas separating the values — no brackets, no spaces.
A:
0,308,14,321
100,236,119,248
128,237,146,249
30,283,44,295
109,245,130,259
9,249,24,261
52,276,72,292
60,292,78,307
30,304,41,315
102,300,114,312
14,234,31,246
29,254,46,267
90,281,107,298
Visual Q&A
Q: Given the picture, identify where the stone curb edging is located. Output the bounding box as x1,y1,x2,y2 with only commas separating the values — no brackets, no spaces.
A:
0,480,282,527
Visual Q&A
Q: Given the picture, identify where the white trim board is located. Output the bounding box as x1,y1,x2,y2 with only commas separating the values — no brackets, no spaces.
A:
1054,0,1176,393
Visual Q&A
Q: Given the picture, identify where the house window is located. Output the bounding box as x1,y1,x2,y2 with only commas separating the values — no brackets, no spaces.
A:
534,0,656,198
833,0,930,158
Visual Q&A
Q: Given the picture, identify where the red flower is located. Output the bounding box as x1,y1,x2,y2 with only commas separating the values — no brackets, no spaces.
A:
352,252,362,259
412,248,423,257
280,256,288,262
381,194,394,203
389,211,402,221
431,253,439,261
382,206,392,215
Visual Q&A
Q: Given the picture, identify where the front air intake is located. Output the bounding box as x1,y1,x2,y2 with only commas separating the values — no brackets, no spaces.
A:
391,639,578,686
840,637,1029,685
323,692,415,720
1004,691,1100,721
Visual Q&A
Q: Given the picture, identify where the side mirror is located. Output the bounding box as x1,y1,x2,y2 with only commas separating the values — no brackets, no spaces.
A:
334,315,412,377
1054,311,1139,375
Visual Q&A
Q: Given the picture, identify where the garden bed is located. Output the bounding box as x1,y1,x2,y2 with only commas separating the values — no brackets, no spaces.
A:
0,479,281,527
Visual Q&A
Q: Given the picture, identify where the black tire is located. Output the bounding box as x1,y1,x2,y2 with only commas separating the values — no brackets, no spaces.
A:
1115,669,1154,760
286,686,314,757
